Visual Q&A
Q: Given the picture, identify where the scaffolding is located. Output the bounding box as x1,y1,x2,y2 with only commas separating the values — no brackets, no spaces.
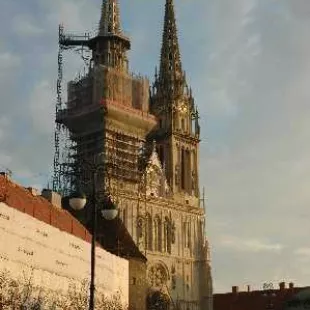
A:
53,25,92,195
53,24,152,196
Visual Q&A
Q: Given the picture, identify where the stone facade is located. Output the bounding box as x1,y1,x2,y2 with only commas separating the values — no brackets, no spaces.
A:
57,1,213,309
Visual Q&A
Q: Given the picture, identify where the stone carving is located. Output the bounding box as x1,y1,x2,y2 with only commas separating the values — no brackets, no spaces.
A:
145,144,169,197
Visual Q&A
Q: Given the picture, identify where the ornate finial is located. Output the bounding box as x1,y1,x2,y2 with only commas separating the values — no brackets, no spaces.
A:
99,0,122,36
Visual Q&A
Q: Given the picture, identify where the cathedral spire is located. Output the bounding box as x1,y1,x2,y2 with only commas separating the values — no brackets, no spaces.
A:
158,0,184,97
99,0,122,36
92,0,130,70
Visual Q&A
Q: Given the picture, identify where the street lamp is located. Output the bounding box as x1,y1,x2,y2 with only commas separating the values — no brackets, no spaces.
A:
68,160,118,310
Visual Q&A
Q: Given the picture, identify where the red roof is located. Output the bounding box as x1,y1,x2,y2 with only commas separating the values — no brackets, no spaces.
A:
0,174,91,243
214,287,309,310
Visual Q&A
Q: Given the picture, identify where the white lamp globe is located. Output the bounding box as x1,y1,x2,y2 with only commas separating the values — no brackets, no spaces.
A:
69,192,87,211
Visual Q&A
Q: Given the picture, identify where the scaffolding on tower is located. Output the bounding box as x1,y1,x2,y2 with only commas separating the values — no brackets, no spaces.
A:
52,24,92,195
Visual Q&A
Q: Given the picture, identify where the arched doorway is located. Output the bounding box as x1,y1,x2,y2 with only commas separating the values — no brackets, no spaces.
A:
147,290,170,310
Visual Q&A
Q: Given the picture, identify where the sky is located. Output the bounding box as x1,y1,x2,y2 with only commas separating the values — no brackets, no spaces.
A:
1,0,310,294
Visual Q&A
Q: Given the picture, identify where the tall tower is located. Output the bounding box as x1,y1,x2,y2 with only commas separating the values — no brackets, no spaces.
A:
56,0,155,196
92,0,130,71
55,1,212,309
150,0,201,202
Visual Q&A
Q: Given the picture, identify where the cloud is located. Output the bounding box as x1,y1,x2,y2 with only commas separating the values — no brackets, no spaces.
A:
1,0,310,294
0,52,21,81
12,15,44,37
295,247,310,257
0,117,9,143
0,154,12,168
218,235,284,253
28,80,54,134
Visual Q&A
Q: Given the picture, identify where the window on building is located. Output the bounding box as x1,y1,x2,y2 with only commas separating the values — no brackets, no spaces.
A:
183,222,191,249
181,149,185,190
122,207,127,227
154,216,162,252
146,213,153,251
187,222,191,248
181,118,185,131
163,217,171,253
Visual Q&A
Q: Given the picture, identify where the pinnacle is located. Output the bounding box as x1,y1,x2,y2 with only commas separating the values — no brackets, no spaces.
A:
99,0,122,36
157,0,185,96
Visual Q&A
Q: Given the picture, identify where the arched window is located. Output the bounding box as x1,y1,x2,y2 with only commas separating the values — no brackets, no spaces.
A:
146,213,153,251
183,222,191,249
181,118,185,131
154,216,162,252
122,207,127,228
163,217,172,253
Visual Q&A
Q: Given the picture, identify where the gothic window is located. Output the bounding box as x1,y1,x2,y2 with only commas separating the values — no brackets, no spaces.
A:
187,222,191,248
146,213,153,251
163,217,172,253
180,149,191,193
183,222,187,248
164,218,168,252
181,118,185,131
137,216,144,239
121,207,127,227
181,148,185,190
183,222,191,249
154,215,162,252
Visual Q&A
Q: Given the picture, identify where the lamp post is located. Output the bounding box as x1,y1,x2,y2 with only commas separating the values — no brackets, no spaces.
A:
68,160,118,310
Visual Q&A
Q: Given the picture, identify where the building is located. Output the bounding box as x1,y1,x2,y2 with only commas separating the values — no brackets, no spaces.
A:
54,0,212,309
283,287,310,310
0,173,129,308
62,195,148,310
214,282,310,310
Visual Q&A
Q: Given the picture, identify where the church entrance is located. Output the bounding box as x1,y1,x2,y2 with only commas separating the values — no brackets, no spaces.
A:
147,291,170,310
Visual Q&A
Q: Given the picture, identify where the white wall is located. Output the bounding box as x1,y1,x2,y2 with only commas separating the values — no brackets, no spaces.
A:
0,202,129,305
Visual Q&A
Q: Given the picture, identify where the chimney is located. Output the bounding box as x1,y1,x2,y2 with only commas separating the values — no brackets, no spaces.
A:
27,187,40,196
232,286,239,294
289,282,294,289
41,189,62,209
279,282,285,291
247,285,251,292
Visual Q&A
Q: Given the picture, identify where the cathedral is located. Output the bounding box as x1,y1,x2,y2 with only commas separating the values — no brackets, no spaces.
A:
55,0,213,309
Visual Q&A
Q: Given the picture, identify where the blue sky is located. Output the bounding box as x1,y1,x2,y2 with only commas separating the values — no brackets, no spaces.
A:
1,0,310,293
